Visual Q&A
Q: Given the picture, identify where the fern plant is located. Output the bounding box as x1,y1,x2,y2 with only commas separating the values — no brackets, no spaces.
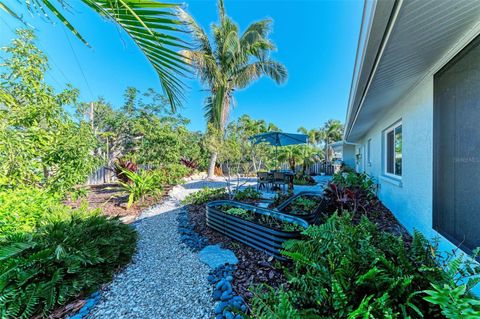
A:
423,248,480,318
0,210,137,318
250,214,452,318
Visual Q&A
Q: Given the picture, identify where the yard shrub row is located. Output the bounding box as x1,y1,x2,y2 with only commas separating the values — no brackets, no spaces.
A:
0,189,137,318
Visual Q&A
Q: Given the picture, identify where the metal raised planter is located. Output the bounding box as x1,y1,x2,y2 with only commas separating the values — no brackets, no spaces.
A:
276,191,325,225
206,200,308,259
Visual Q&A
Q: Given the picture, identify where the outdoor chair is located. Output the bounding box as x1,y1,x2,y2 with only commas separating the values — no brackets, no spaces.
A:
273,172,288,192
257,172,271,190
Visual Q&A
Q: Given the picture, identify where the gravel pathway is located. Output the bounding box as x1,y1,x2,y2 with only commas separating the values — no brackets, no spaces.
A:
88,178,223,319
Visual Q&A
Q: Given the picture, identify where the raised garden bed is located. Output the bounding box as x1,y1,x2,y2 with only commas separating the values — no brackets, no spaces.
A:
276,191,325,224
206,200,308,259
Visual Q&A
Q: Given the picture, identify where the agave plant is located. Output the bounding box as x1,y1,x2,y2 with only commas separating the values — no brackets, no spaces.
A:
0,0,190,110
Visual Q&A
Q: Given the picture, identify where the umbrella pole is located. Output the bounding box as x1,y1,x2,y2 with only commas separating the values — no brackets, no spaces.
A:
275,145,278,170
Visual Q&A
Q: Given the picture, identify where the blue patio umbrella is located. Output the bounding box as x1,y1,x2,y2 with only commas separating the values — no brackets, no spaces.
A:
249,132,308,170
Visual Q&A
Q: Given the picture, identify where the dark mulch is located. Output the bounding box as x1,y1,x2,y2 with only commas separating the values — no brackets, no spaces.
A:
65,184,171,223
187,204,287,300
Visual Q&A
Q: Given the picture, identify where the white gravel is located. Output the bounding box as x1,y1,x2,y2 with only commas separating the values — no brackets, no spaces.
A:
88,178,229,319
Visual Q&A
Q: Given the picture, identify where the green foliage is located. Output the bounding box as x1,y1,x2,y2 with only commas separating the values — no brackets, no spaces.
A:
0,211,137,318
2,0,189,111
117,169,163,208
269,191,293,209
233,187,262,201
293,174,316,186
225,207,253,220
0,189,66,239
154,163,192,186
78,89,208,171
291,197,318,214
0,30,98,194
331,171,376,196
423,248,480,319
424,284,480,319
182,187,228,205
251,214,450,318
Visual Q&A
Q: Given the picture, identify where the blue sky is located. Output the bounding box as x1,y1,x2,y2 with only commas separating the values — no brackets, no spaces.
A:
0,0,363,132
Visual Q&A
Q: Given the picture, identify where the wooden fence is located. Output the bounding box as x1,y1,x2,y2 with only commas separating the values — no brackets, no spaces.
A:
86,166,116,185
280,162,336,175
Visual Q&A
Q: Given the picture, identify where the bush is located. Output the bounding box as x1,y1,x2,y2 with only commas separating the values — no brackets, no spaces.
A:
233,187,262,201
117,169,163,208
0,188,68,238
250,214,456,318
325,172,376,213
155,163,191,186
182,187,227,205
293,174,316,186
0,209,137,318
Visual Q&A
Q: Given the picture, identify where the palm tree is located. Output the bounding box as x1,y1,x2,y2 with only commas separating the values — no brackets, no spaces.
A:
178,0,288,178
297,126,322,146
320,119,344,162
0,0,189,111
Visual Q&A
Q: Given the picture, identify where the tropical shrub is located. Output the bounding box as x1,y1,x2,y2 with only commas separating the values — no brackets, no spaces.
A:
0,211,137,318
0,188,66,239
250,214,454,318
182,187,227,205
233,187,262,201
155,163,191,186
325,172,376,213
117,169,163,208
114,159,138,183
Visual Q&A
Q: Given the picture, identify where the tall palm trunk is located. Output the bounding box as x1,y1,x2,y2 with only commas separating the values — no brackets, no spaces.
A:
207,151,218,179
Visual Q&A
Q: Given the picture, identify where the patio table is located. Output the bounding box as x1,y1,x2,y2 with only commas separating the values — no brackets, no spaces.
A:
268,170,295,191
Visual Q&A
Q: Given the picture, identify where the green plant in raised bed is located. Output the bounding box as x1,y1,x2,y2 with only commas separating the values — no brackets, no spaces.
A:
218,205,303,233
291,197,318,215
226,207,254,221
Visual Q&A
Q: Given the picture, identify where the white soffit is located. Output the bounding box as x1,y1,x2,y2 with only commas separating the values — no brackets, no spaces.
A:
348,0,480,141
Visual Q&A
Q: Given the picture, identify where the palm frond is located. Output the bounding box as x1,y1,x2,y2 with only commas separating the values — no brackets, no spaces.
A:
5,0,190,111
0,2,24,21
235,60,287,89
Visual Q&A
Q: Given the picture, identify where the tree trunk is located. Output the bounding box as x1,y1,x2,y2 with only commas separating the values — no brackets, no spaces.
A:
207,151,218,179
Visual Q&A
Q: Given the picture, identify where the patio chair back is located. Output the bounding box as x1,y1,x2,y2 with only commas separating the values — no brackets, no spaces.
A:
273,172,286,182
257,172,269,181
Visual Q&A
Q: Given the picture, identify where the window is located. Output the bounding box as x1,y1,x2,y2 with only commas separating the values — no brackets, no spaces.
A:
384,122,402,177
367,139,371,165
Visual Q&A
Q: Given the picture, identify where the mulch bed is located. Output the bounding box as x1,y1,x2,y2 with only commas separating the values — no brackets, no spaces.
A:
65,184,171,223
187,204,287,300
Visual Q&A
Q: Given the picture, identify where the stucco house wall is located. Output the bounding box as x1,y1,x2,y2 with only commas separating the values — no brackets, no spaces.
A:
356,76,435,237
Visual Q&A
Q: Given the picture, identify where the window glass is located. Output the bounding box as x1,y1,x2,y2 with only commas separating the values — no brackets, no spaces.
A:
385,123,402,177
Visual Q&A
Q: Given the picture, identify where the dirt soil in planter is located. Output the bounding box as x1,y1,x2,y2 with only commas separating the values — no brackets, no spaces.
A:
187,204,288,300
65,184,170,223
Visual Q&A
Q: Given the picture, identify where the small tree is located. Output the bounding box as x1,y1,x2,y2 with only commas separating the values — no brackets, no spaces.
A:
0,30,98,193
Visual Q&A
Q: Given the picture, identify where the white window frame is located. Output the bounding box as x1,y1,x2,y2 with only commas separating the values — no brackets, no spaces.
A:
367,138,372,166
383,121,402,179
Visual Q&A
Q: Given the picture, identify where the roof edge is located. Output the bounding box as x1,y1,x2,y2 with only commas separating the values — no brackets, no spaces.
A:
344,0,401,142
